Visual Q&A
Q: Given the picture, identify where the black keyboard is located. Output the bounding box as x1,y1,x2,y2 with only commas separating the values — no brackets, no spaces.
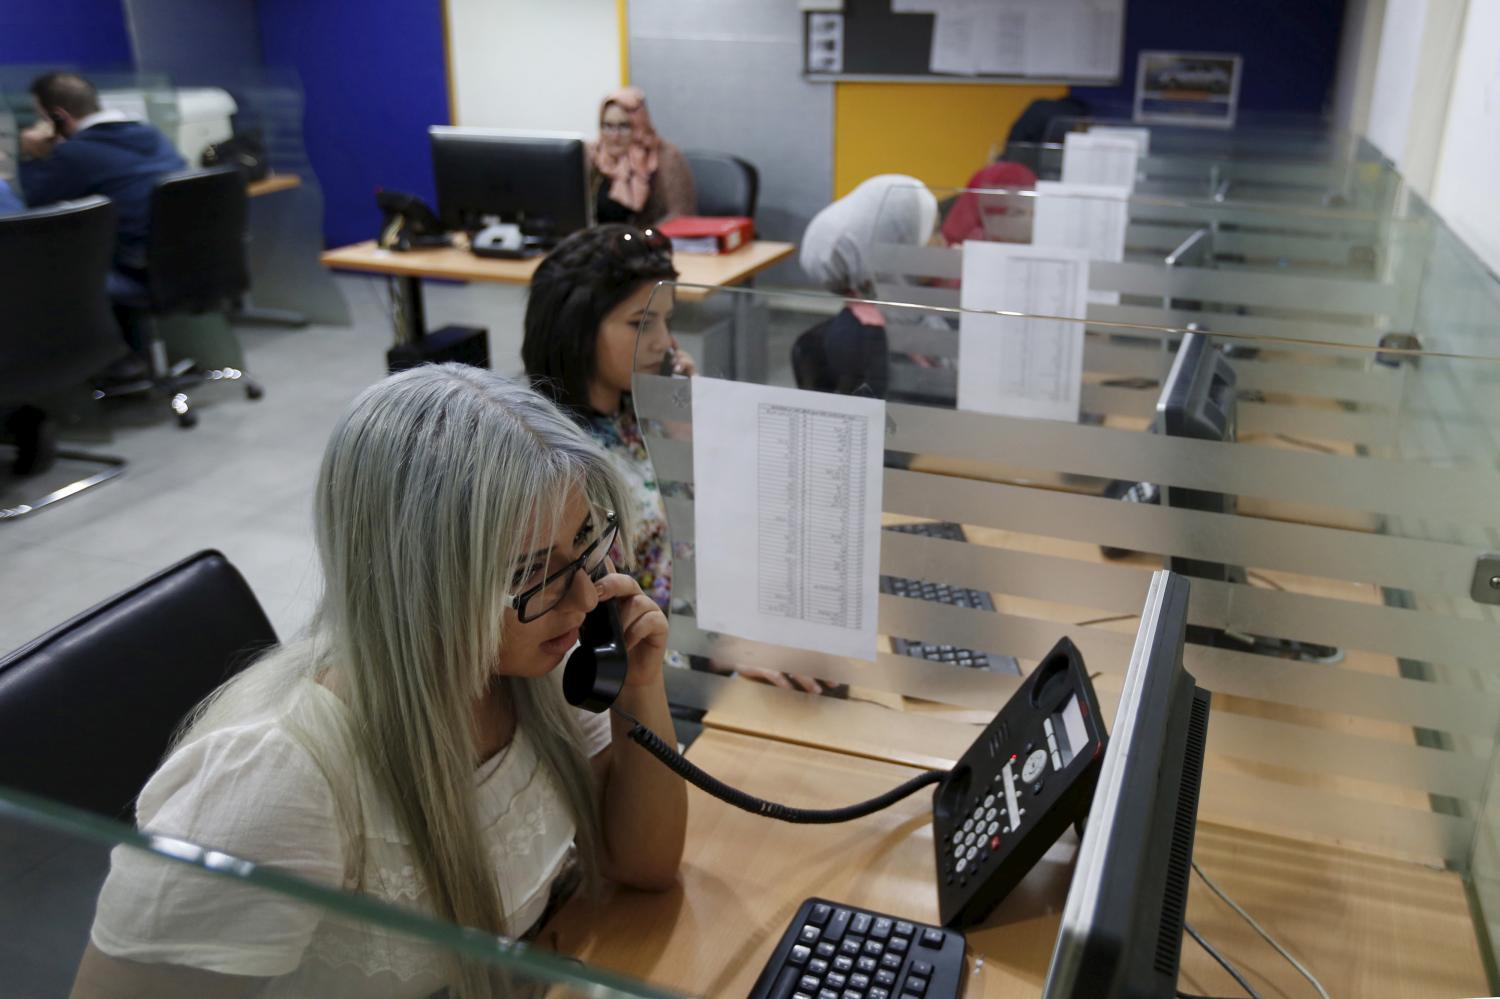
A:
880,523,1019,675
748,897,967,999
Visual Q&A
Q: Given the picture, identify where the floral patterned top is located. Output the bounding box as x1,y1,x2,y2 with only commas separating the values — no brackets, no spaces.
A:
585,402,674,610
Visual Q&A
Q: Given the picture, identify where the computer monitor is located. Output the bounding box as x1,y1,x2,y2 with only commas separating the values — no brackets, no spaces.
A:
1156,333,1339,661
1043,569,1212,999
1156,330,1237,582
428,126,590,245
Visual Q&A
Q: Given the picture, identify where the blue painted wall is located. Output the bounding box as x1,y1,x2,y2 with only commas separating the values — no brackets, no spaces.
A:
1072,0,1346,115
0,0,133,69
257,0,450,247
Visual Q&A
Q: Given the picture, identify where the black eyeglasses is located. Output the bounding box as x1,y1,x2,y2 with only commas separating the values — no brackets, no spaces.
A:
502,512,619,623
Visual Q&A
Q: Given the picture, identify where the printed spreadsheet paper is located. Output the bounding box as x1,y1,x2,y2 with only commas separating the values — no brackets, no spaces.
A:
957,241,1090,423
692,378,885,662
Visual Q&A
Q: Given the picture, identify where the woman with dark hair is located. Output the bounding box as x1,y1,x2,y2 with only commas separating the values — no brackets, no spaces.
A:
523,224,691,609
588,87,696,227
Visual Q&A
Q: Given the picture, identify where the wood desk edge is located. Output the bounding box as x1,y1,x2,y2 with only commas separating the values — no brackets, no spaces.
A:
247,174,301,198
318,239,794,302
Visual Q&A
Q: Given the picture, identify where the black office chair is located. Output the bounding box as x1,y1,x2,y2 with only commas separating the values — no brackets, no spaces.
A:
0,196,128,521
683,150,760,220
0,550,278,821
102,166,264,428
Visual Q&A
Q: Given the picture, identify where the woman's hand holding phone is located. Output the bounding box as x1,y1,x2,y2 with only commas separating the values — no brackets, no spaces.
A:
594,568,668,689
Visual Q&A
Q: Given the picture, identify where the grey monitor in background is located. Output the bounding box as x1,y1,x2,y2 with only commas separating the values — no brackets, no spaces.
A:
428,126,589,245
1043,570,1212,999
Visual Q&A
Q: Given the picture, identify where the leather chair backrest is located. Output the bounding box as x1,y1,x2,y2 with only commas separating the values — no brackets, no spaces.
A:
0,550,278,821
683,151,759,220
147,166,250,313
0,196,124,402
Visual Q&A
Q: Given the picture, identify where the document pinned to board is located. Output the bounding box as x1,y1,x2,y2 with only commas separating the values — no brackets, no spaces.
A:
1031,180,1130,304
692,378,885,662
1060,132,1141,190
957,241,1090,423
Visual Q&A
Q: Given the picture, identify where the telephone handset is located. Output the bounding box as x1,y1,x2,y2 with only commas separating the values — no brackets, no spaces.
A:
375,189,452,251
561,601,629,713
564,606,1107,929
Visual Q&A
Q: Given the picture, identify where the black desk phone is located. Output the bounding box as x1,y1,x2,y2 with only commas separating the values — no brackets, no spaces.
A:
563,602,1107,929
931,638,1106,926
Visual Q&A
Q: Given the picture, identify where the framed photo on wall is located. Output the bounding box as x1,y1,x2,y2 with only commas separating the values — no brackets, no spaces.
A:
1134,51,1242,128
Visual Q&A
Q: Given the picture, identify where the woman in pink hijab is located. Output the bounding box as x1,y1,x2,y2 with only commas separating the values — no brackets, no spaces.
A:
589,87,696,226
940,161,1038,245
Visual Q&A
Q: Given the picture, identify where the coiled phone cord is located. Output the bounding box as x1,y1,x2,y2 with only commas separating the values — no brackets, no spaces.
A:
613,705,948,824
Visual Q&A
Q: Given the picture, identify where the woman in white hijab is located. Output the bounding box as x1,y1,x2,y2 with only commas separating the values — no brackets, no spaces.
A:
794,175,939,398
800,173,939,296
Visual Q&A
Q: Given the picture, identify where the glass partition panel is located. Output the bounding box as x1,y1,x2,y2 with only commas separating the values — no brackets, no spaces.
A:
634,282,1500,882
0,788,676,998
870,181,1431,351
1000,129,1403,213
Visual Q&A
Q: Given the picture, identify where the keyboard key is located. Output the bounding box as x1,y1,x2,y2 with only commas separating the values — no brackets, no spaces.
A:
798,975,820,993
816,942,836,958
895,921,915,937
825,972,847,989
769,968,801,999
789,944,811,966
875,968,897,986
840,939,862,957
818,991,839,999
850,973,871,989
799,926,821,945
910,960,934,977
842,992,862,999
809,903,833,927
826,908,852,943
833,955,853,973
808,958,829,975
920,928,946,948
863,939,884,956
851,913,873,935
793,994,813,999
888,936,910,954
871,917,893,940
869,990,889,999
880,953,902,970
857,956,878,973
906,976,929,996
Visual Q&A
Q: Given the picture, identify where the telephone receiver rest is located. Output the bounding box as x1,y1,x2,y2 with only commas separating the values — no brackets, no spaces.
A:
562,600,629,713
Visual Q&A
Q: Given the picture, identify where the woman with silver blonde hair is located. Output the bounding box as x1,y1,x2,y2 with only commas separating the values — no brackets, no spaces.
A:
71,364,687,998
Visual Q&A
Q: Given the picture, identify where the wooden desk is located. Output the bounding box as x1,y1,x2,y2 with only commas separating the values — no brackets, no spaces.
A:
546,729,1487,998
320,238,794,376
246,173,301,198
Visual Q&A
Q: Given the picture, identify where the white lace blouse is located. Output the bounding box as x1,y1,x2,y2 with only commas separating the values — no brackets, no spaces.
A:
89,681,612,998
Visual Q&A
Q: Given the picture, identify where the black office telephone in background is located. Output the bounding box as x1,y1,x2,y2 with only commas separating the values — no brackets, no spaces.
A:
563,604,1108,928
375,189,451,251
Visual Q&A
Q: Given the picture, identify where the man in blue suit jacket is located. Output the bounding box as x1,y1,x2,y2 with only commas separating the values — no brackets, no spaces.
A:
20,72,186,357
20,72,186,276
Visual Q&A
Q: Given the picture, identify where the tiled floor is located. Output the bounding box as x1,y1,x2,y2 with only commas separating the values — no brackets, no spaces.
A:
0,275,531,654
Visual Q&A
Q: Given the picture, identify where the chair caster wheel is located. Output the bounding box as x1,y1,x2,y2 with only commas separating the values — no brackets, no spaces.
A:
246,382,264,401
176,409,198,429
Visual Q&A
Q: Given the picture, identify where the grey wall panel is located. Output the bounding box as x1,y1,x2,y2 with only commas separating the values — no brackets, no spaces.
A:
629,0,830,285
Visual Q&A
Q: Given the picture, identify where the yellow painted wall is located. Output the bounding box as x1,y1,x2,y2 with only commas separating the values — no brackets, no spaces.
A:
833,82,1068,197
